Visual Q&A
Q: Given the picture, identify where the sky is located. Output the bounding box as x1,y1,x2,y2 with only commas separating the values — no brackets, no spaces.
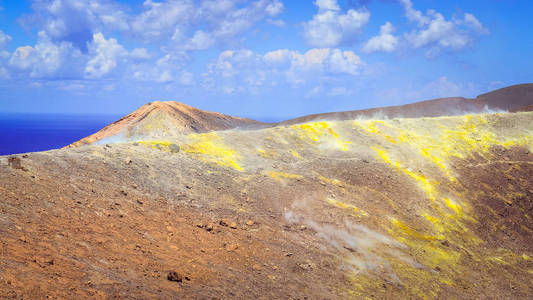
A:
0,0,531,121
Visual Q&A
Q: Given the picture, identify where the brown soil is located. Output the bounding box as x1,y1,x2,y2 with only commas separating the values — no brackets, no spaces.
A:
1,111,532,299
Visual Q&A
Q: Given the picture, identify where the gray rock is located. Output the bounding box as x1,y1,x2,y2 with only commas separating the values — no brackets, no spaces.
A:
169,144,180,153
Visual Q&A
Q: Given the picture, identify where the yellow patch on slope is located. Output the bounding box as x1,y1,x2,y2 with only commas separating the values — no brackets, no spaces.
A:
291,121,351,151
327,198,367,216
181,132,243,171
265,171,303,181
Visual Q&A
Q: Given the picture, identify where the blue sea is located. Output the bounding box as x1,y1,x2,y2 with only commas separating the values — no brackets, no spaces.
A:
0,113,120,156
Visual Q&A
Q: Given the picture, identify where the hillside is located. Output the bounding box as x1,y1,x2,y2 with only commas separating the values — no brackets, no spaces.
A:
512,104,533,112
280,83,533,125
1,111,532,299
65,84,533,148
66,101,263,148
476,83,533,111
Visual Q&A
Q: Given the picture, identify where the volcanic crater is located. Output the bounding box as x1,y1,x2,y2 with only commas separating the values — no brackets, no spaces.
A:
1,84,533,299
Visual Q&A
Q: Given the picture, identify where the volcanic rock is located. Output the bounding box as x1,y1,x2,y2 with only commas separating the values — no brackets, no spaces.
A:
167,271,182,282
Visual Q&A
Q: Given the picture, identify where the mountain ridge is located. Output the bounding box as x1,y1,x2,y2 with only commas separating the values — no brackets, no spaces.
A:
279,83,533,125
67,83,533,148
66,101,263,148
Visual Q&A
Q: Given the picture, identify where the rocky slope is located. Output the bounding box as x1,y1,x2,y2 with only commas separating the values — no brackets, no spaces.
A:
280,83,533,124
66,101,263,148
1,110,532,299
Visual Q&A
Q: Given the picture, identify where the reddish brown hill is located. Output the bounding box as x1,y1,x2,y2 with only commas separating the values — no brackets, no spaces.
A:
67,101,263,148
279,83,533,125
512,104,533,112
476,83,533,111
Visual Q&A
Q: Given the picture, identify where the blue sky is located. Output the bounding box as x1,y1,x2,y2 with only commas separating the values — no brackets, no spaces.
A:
0,0,531,121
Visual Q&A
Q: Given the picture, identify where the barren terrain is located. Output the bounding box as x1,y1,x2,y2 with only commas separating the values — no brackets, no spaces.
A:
1,106,532,298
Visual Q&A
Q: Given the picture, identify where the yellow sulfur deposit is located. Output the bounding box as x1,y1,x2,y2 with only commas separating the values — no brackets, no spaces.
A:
265,171,303,181
181,132,244,171
327,198,367,216
291,121,351,151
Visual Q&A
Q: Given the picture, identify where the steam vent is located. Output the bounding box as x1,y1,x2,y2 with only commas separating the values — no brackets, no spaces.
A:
1,84,533,299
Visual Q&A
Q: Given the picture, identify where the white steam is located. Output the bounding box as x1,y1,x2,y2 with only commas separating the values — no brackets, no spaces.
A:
285,208,424,282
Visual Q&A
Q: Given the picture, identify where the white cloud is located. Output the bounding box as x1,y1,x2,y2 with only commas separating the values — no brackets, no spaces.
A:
9,31,85,79
303,0,370,47
183,30,215,51
131,51,191,84
400,0,488,56
362,22,398,53
459,13,489,34
133,0,284,50
26,0,128,51
263,48,363,77
315,0,340,11
85,33,128,78
0,30,11,49
265,0,284,16
267,19,286,27
203,47,364,95
131,0,193,41
7,31,150,81
399,0,428,25
129,48,151,60
25,0,284,53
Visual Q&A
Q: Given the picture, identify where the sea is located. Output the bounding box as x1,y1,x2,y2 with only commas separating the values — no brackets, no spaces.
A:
0,113,120,156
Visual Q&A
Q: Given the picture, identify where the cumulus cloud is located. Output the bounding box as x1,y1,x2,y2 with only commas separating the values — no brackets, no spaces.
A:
203,47,364,95
129,48,152,60
183,30,215,51
264,48,362,75
399,0,488,56
24,0,128,52
4,0,291,90
7,31,150,80
24,0,284,52
131,51,191,84
85,33,128,78
303,0,370,47
362,22,398,53
133,0,284,50
9,31,85,79
131,0,193,41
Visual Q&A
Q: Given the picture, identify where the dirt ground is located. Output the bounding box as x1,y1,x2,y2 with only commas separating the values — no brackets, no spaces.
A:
1,112,532,299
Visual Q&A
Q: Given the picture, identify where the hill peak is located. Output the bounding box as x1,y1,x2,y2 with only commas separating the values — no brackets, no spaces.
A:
66,101,262,148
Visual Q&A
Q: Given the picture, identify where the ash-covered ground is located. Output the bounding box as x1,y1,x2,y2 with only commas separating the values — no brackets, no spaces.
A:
1,112,532,299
